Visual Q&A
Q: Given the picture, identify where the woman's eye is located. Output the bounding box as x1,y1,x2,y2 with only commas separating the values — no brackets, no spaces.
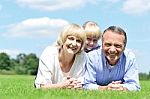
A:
68,37,74,40
76,39,82,43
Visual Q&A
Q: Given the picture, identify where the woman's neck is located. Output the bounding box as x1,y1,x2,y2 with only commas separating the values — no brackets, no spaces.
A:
58,49,75,73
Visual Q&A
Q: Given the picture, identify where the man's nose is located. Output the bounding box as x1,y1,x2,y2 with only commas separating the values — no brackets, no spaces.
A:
109,46,116,53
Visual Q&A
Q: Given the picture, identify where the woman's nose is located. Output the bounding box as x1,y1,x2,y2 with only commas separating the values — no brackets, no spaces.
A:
72,40,76,45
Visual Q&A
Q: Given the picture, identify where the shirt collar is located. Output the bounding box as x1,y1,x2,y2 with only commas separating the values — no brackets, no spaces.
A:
102,49,123,69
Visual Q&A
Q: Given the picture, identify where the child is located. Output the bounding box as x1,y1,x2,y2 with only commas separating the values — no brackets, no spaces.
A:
83,21,102,53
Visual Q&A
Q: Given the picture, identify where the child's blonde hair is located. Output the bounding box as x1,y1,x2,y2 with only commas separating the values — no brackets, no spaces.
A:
83,21,102,40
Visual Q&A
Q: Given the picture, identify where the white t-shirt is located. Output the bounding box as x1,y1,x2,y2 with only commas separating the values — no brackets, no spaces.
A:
34,46,87,88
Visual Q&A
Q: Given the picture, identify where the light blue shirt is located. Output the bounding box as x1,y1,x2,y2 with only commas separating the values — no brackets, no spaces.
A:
83,46,141,91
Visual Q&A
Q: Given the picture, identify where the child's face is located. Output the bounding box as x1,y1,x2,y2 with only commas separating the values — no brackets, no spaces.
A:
85,36,98,50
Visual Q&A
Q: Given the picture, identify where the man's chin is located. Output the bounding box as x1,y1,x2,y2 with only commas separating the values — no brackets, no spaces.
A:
107,58,117,65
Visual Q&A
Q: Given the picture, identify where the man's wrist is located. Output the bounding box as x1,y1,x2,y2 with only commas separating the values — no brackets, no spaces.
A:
98,86,108,90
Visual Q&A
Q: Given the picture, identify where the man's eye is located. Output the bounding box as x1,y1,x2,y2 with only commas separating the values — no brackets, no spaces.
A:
105,43,111,47
115,45,122,48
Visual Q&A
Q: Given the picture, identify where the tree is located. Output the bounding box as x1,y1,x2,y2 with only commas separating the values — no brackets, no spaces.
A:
16,53,26,64
13,53,27,74
0,52,39,75
14,53,39,75
24,53,39,75
0,52,11,70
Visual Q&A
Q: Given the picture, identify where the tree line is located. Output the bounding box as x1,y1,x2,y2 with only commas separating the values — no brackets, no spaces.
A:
0,52,150,80
0,52,39,75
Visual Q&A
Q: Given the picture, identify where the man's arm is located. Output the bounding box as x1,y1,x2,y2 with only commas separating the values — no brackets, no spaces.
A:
122,51,141,91
83,54,99,90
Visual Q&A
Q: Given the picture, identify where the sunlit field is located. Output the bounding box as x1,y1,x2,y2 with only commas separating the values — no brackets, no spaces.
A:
0,75,150,99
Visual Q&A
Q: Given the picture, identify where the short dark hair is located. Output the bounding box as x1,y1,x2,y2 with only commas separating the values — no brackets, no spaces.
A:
102,26,127,47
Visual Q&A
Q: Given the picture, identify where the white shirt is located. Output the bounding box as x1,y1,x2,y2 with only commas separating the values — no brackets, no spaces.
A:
34,46,87,88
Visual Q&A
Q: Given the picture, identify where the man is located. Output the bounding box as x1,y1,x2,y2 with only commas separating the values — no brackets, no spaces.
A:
84,26,141,91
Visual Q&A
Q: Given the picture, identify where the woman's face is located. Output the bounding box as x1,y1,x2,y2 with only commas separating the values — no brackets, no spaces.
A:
63,35,82,54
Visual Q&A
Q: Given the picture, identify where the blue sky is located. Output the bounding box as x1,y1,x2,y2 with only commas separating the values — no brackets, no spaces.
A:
0,0,150,73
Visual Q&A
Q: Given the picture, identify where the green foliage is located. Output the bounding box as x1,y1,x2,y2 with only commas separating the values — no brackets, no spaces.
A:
0,52,39,75
139,72,150,80
13,53,39,75
0,70,16,75
24,53,39,75
0,52,11,70
0,75,150,99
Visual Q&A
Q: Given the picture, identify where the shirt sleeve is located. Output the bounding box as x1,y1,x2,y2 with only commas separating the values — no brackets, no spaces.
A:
71,51,87,85
83,53,99,90
34,46,54,88
123,51,141,91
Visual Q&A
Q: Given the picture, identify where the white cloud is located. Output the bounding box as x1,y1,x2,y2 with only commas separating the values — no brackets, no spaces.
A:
16,0,89,11
2,17,69,38
122,0,150,14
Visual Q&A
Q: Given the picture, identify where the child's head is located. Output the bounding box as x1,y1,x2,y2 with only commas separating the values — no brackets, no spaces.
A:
83,21,102,51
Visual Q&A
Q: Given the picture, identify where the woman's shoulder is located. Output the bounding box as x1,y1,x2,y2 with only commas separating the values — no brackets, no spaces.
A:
77,51,86,58
44,46,58,53
40,45,58,57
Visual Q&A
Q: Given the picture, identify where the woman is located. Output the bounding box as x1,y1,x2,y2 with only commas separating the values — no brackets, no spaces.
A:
34,23,87,89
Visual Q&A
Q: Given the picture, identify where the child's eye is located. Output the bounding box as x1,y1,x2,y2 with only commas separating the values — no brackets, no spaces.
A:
93,39,98,43
87,38,92,41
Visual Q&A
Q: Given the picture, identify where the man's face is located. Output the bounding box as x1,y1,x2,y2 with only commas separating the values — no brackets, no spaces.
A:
102,31,125,65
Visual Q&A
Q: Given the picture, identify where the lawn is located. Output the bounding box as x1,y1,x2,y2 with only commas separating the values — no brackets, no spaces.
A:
0,75,150,99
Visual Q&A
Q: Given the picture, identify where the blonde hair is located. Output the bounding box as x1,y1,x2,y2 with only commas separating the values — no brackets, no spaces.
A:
56,23,86,52
83,21,102,40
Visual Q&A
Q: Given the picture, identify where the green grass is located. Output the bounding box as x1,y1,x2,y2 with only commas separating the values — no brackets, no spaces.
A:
0,75,150,99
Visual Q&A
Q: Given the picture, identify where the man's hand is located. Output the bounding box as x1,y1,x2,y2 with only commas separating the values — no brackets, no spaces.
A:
107,81,128,91
98,81,128,91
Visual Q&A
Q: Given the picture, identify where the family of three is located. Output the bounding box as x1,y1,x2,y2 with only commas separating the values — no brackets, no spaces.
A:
34,21,141,91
